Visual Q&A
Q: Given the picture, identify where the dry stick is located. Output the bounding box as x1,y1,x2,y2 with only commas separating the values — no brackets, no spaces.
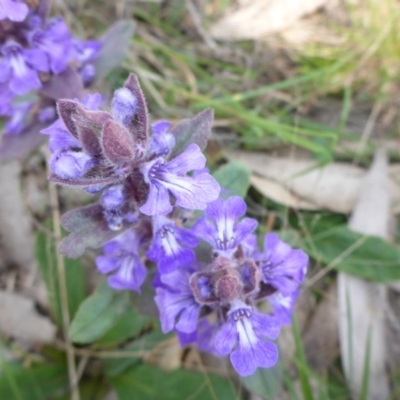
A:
48,180,80,400
186,0,218,52
352,102,382,165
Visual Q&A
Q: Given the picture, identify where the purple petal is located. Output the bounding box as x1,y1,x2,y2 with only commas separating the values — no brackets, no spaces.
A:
214,319,237,355
234,218,258,246
158,248,195,274
10,63,42,95
155,287,195,333
162,173,220,211
264,233,292,264
0,0,29,22
231,340,278,376
205,196,246,221
101,185,125,209
108,256,147,292
148,120,174,157
176,329,197,346
165,143,206,175
96,255,120,274
230,345,258,376
192,196,256,253
269,291,298,325
139,181,172,216
147,223,198,274
251,312,281,340
255,341,279,369
24,48,49,73
175,302,200,333
50,149,96,179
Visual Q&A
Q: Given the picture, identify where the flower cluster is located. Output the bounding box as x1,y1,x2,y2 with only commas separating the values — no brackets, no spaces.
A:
43,74,220,229
0,0,101,136
45,73,308,376
154,197,308,376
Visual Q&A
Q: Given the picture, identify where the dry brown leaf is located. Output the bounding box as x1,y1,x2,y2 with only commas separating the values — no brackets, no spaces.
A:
210,0,332,41
0,290,56,344
338,148,390,400
144,336,182,371
0,162,35,268
303,282,338,370
228,151,400,214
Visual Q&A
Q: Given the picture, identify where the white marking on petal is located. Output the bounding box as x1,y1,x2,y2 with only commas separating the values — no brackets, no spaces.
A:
162,228,180,256
237,316,257,349
272,293,291,309
10,52,27,78
215,214,235,250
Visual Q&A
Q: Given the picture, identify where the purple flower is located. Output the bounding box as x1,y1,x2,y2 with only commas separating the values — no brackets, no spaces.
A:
72,38,101,66
28,17,73,75
71,38,101,85
4,101,33,134
41,117,81,153
140,143,220,216
96,229,147,292
147,121,174,158
192,196,257,256
257,233,308,296
268,290,299,325
50,149,97,179
0,0,29,22
176,317,220,355
101,185,127,231
38,106,56,122
102,185,125,209
214,302,280,376
147,217,199,274
0,84,14,115
0,41,45,94
154,268,201,334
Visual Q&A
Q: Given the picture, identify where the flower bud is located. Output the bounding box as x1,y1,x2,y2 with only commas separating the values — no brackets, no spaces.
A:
111,87,137,127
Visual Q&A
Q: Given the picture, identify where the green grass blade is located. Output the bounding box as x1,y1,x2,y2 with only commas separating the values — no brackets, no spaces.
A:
292,316,315,400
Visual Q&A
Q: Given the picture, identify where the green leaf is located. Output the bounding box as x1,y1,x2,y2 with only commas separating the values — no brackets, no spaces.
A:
0,361,68,400
170,109,214,158
35,224,86,326
282,223,400,282
96,309,151,345
69,281,131,344
59,204,132,259
76,377,109,400
241,362,282,399
213,161,251,198
93,20,135,81
109,363,239,400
